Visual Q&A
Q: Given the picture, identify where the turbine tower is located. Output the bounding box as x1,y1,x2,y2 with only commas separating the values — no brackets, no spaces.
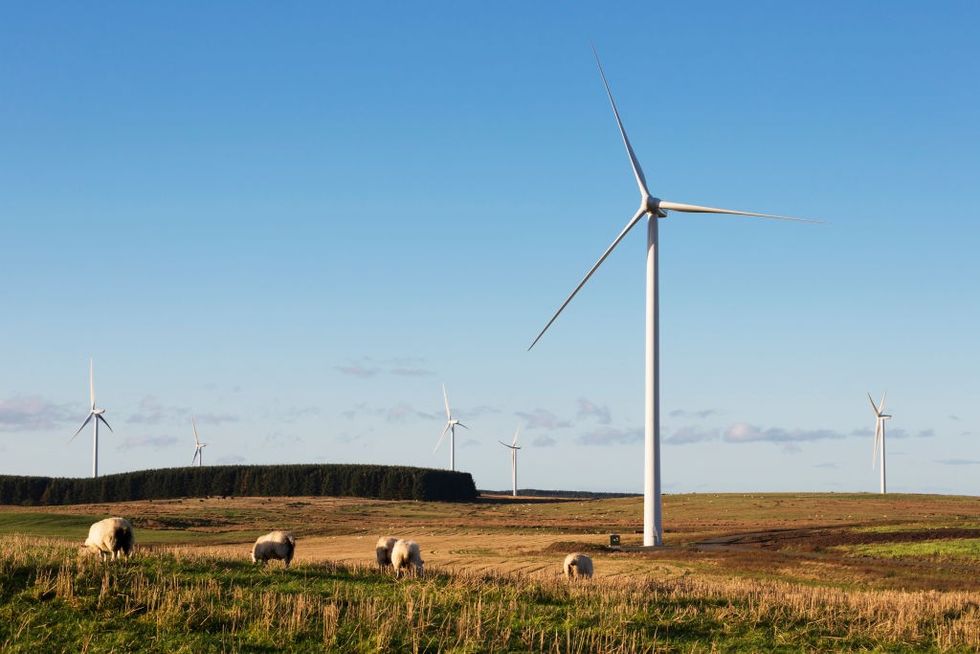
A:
70,358,113,478
434,384,468,470
868,392,891,494
498,426,522,496
191,417,207,467
529,49,816,547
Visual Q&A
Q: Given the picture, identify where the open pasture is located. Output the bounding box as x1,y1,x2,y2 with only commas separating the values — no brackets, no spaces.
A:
1,492,978,651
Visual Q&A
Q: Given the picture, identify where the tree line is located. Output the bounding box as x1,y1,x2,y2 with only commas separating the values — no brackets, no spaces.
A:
0,464,478,505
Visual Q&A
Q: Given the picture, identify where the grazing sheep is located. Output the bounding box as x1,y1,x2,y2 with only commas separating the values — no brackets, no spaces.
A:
251,530,296,568
563,553,593,580
376,536,398,569
83,517,135,562
391,539,424,578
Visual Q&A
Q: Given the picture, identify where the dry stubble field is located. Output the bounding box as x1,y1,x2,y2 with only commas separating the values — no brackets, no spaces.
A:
1,492,978,651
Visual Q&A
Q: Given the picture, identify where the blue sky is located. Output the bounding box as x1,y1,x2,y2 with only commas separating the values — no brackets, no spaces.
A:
2,2,978,495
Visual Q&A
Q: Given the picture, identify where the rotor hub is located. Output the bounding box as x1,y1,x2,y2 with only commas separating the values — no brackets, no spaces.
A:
643,196,666,217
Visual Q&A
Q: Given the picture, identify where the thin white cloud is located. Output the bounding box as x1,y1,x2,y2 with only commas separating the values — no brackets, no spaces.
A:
390,367,435,377
532,435,557,447
336,356,434,378
935,459,980,466
465,405,501,418
342,402,439,423
264,432,304,446
117,434,178,451
334,364,380,378
0,395,76,431
668,409,720,419
887,428,935,440
723,423,935,445
195,412,238,425
126,396,237,426
664,426,719,445
126,396,181,425
576,427,643,446
515,408,572,430
725,423,848,444
278,406,321,423
576,398,612,425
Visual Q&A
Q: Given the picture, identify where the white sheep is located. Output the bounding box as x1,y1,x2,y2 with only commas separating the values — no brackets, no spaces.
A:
391,539,424,578
563,552,593,580
251,530,296,568
83,517,135,562
376,536,398,569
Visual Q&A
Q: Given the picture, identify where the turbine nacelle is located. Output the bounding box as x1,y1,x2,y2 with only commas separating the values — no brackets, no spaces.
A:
93,408,106,416
643,196,668,218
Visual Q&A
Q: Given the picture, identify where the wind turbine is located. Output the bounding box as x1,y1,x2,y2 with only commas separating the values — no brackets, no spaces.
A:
191,417,207,467
70,358,113,478
868,392,891,494
434,384,467,470
498,426,522,496
529,49,817,547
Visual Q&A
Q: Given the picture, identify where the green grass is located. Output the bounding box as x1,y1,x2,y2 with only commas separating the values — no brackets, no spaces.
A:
844,538,980,560
852,522,980,534
0,513,262,545
0,512,99,538
1,537,977,652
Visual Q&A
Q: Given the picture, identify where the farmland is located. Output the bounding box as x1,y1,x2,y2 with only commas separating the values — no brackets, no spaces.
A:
1,492,978,651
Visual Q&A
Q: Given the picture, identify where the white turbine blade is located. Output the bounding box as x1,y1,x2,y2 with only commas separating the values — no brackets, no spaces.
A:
192,449,200,465
658,200,821,224
456,422,469,430
434,422,451,453
529,207,647,350
867,392,881,417
878,392,887,415
71,414,93,441
89,358,95,409
512,426,521,447
498,440,513,449
192,417,200,445
97,414,113,433
442,384,452,420
592,46,649,198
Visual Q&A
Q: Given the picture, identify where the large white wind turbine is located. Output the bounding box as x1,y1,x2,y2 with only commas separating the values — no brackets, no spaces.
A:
499,426,522,497
529,49,817,547
434,384,468,470
191,417,207,467
70,358,113,478
868,392,891,494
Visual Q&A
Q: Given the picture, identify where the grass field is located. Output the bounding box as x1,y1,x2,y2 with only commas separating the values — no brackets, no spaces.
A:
1,492,978,651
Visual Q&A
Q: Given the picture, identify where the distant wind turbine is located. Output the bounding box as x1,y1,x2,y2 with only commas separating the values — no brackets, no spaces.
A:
529,48,818,547
868,392,891,494
191,417,207,467
498,426,522,497
434,384,467,470
70,358,113,478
